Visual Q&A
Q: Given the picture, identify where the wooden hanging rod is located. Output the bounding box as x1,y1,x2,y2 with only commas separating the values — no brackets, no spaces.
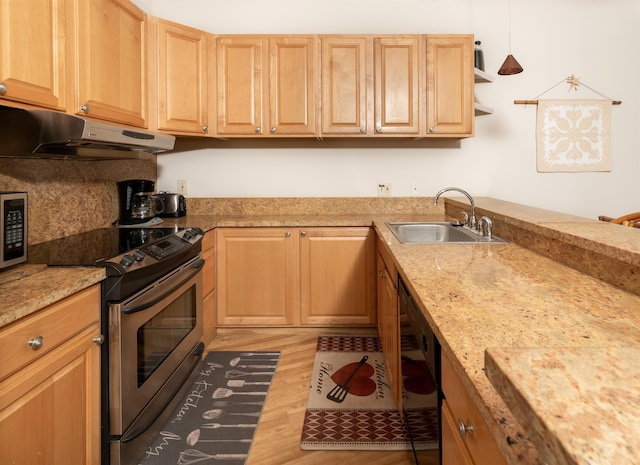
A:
514,99,622,105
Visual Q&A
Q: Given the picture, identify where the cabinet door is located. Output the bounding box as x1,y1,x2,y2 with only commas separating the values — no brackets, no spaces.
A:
0,324,101,465
373,36,421,135
202,231,216,343
216,36,264,136
377,251,401,405
320,36,371,136
74,0,147,127
0,0,69,110
300,227,375,325
216,228,299,326
155,18,208,134
426,34,474,136
442,399,476,465
268,36,318,136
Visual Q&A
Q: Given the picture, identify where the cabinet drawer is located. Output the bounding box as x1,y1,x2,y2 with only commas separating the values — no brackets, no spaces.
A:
0,285,100,381
442,352,507,465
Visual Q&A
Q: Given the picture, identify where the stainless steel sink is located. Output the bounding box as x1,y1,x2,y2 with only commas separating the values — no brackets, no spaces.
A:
386,222,507,244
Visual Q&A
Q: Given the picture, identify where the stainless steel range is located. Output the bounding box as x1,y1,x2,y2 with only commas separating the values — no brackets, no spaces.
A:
29,226,205,465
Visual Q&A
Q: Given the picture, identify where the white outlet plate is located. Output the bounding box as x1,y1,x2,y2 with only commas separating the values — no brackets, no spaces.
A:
177,179,188,195
377,183,391,196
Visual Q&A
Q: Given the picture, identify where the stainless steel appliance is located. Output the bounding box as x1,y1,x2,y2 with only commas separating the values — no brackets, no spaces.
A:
398,277,441,465
0,192,27,270
28,226,205,465
156,192,187,217
0,105,175,160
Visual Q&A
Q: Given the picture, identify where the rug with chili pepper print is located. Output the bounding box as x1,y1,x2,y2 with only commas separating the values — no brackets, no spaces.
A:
300,334,438,451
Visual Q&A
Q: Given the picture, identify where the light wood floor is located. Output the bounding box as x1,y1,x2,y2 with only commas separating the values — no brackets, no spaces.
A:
206,327,425,465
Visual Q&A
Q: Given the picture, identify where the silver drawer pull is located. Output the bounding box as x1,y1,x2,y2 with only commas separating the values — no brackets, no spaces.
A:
93,335,105,345
457,418,474,438
28,336,44,350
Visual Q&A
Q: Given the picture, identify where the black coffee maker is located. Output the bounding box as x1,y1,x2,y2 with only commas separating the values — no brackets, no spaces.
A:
117,179,162,225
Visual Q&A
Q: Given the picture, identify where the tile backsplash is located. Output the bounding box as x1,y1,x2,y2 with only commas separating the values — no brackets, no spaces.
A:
0,158,156,244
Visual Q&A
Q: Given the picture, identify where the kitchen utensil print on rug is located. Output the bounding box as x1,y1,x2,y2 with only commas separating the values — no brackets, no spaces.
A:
139,351,279,465
301,334,438,451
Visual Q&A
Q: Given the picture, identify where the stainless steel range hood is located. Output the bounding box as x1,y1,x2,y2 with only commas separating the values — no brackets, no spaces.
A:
0,106,175,160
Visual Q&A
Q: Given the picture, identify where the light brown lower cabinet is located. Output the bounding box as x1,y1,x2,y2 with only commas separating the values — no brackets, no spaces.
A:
376,234,401,406
0,284,102,465
201,230,216,344
215,227,376,326
441,350,508,465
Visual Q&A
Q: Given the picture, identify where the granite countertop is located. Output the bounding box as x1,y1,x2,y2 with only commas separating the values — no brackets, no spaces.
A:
0,265,105,326
485,347,640,465
374,198,640,465
3,197,640,465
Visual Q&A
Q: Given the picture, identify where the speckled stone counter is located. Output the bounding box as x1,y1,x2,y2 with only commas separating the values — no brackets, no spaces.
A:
4,195,640,465
485,347,640,465
374,200,640,465
0,265,105,327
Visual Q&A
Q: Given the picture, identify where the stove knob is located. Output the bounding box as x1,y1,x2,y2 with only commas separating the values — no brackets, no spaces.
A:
120,254,135,267
191,227,204,236
184,230,193,240
133,250,146,262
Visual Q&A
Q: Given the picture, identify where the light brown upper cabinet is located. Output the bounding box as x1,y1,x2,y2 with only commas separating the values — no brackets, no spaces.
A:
0,0,70,110
320,36,372,136
74,0,147,127
148,17,210,135
374,36,422,136
426,34,474,136
216,35,318,137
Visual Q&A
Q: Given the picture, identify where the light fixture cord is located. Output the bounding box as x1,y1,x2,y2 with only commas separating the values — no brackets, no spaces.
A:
507,0,512,53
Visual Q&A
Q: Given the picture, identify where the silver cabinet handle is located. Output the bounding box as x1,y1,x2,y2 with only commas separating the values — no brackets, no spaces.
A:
285,231,291,237
376,126,382,133
270,127,276,134
80,104,89,113
457,418,474,439
378,268,386,279
202,125,208,133
93,335,105,345
429,127,436,132
300,231,306,237
360,127,366,134
255,127,261,133
28,336,44,350
0,82,6,95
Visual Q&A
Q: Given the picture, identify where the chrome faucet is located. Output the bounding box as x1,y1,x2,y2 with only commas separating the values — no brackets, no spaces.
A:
433,187,477,231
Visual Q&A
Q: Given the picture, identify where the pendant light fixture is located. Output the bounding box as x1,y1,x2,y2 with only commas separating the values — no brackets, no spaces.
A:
498,0,523,75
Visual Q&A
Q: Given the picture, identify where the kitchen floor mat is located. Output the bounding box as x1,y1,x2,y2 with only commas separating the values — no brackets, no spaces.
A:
300,334,438,451
138,350,280,465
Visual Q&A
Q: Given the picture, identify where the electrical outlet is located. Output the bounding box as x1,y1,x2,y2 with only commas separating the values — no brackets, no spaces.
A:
177,179,188,195
377,183,391,196
411,185,420,196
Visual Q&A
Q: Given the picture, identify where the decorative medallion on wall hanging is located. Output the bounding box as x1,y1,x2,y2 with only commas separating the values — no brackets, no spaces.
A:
536,99,612,172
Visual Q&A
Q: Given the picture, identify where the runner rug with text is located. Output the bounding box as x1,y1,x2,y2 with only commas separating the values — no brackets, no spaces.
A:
139,350,279,465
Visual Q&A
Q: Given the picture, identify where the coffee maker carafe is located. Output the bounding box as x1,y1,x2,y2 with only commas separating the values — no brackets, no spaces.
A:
117,179,164,225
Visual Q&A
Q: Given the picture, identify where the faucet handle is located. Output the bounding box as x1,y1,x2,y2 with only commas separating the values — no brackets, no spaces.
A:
461,211,469,227
479,216,493,238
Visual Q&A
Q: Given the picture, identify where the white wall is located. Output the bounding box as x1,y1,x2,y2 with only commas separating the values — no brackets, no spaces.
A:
136,0,640,219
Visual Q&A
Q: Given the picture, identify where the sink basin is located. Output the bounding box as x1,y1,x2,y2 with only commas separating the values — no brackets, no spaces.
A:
386,222,507,244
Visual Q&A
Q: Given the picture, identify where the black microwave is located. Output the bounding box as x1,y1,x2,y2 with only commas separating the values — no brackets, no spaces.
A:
1,192,27,270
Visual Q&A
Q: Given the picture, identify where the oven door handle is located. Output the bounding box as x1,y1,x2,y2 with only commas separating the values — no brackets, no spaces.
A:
122,257,205,314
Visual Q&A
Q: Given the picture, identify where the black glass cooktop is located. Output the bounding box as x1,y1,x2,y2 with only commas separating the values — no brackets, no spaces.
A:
28,227,181,266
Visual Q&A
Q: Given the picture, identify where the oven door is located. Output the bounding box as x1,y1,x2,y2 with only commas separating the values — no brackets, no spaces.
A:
109,256,204,438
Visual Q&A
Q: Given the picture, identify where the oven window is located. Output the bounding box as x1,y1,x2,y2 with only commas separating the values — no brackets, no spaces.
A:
137,287,197,386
